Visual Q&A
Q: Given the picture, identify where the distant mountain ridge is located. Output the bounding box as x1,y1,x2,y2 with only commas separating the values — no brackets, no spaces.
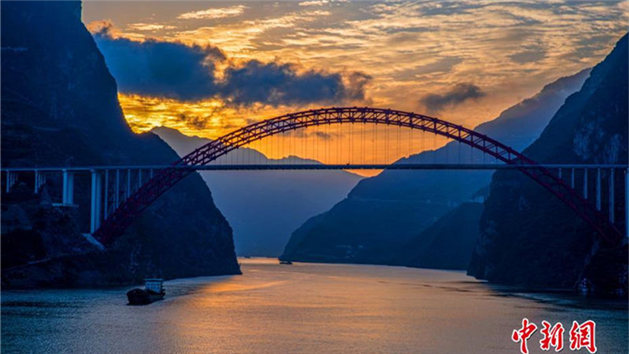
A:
281,68,590,265
153,127,362,256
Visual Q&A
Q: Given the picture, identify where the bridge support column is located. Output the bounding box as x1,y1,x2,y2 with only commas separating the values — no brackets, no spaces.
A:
607,169,614,223
34,170,46,194
5,171,17,193
626,168,628,237
558,168,562,179
104,170,109,219
138,169,142,190
583,168,588,199
596,168,601,210
90,170,102,234
149,169,154,178
127,169,131,199
115,169,120,207
62,170,75,205
571,168,575,188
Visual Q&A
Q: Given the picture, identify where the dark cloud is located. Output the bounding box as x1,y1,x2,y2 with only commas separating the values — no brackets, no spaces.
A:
286,129,336,140
509,48,546,64
220,61,355,106
344,72,372,101
91,26,370,106
93,25,224,101
178,106,223,129
419,83,485,113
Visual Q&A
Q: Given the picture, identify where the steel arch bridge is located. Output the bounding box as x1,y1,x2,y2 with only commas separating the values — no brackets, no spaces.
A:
93,107,623,245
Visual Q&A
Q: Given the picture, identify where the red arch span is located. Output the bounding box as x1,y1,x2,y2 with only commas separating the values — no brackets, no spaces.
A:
94,107,622,245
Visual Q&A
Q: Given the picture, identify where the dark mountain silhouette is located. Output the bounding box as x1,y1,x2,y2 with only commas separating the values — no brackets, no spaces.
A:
402,202,484,270
153,127,362,256
468,34,628,296
281,68,590,265
1,1,239,287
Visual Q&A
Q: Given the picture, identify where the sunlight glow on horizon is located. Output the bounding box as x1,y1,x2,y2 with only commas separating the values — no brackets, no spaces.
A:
120,93,453,177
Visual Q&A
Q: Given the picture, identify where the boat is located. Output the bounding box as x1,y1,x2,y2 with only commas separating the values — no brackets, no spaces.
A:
126,278,165,305
279,260,293,265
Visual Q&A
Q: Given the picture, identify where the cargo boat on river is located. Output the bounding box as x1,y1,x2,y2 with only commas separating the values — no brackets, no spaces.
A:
127,279,165,305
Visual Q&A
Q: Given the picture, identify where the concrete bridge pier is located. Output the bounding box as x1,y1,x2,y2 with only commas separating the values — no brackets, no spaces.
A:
571,168,575,188
583,168,588,199
5,171,17,193
34,170,46,194
90,170,102,234
62,169,75,205
115,169,120,208
104,170,109,219
626,168,629,238
596,168,601,211
126,169,131,199
609,169,615,223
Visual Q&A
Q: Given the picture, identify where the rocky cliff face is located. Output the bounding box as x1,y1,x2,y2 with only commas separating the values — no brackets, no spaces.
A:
468,34,628,296
281,69,589,265
1,1,240,288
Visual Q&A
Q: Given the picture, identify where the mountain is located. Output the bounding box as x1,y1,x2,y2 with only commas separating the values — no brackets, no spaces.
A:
153,127,362,256
401,202,484,270
1,1,239,288
468,34,628,296
281,69,590,264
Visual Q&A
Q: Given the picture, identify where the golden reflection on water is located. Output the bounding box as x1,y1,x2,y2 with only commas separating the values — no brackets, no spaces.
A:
1,259,627,353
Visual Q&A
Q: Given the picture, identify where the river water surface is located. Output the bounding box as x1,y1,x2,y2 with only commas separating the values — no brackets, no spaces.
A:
2,258,627,353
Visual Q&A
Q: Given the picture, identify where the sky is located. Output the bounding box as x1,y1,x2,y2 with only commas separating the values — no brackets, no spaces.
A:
82,0,628,165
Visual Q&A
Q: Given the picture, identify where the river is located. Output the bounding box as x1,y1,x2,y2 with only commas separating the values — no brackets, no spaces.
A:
2,258,627,353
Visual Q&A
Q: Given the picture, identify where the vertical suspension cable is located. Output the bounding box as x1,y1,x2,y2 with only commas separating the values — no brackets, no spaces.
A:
470,138,473,164
407,125,411,164
445,136,448,164
372,123,376,164
395,125,402,161
458,140,461,165
362,123,366,165
386,125,389,164
433,131,436,164
347,123,350,165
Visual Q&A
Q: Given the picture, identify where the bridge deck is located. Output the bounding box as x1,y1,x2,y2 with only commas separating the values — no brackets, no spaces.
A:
2,163,627,172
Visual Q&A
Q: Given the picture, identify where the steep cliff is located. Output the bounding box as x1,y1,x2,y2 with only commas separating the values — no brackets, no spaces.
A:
281,69,589,265
468,34,628,295
1,1,240,288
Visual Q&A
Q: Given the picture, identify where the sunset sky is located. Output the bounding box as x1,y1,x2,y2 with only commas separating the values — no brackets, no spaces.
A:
82,0,627,163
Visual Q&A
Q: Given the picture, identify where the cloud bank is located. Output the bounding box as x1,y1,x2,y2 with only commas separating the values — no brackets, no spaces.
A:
93,27,223,100
92,25,370,107
177,5,246,20
419,83,485,113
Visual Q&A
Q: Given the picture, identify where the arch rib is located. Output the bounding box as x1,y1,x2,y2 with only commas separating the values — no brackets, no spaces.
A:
94,107,623,245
